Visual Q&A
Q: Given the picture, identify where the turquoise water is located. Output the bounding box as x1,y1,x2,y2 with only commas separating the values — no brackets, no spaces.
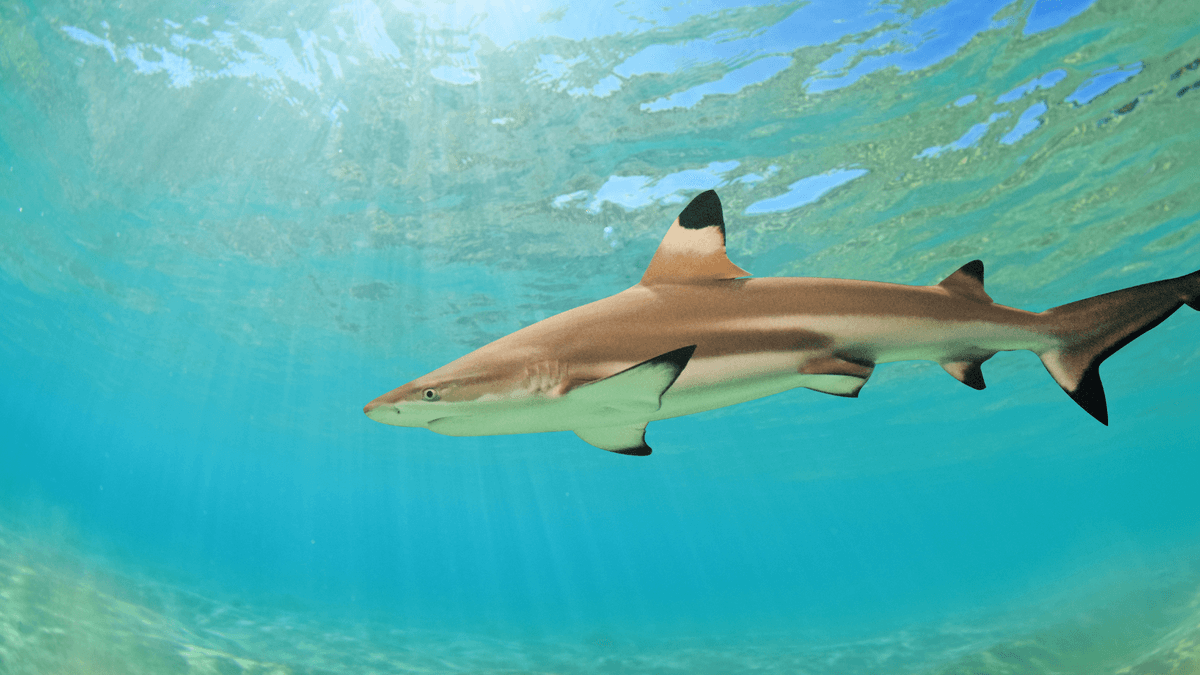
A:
3,0,1200,671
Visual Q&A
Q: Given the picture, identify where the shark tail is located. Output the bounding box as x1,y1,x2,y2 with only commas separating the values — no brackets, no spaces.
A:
1038,268,1200,424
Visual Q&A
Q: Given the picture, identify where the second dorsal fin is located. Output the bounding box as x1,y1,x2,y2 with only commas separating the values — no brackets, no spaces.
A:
640,190,750,285
937,260,993,303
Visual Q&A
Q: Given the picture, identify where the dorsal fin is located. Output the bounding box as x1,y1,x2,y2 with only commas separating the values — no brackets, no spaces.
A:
937,260,993,303
640,190,750,285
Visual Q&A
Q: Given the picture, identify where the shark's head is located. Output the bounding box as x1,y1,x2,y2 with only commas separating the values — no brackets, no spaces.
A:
363,189,735,450
362,347,550,435
362,376,461,429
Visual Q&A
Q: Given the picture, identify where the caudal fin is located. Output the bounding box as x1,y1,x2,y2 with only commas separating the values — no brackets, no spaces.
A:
1038,268,1200,425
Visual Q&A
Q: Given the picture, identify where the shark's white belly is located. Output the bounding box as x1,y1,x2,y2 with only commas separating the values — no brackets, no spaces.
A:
652,351,851,422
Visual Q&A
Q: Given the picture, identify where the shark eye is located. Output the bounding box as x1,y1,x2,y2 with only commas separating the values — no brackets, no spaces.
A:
422,388,440,401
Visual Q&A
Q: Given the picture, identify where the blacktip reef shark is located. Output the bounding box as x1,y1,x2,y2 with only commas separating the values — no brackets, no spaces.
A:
365,190,1200,455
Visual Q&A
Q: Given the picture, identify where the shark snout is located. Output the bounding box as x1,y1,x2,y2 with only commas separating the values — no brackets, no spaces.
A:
364,395,402,423
364,398,401,423
363,395,437,428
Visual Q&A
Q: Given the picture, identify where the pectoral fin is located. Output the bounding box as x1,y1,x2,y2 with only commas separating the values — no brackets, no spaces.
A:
569,345,696,413
575,424,652,455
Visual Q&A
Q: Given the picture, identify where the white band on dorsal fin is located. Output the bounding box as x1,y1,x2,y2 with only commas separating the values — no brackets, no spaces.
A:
640,191,750,284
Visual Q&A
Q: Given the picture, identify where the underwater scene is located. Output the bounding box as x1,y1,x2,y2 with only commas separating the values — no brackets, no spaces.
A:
4,0,1200,672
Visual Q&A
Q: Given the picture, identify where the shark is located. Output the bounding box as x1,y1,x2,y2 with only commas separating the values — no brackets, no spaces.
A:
364,190,1199,455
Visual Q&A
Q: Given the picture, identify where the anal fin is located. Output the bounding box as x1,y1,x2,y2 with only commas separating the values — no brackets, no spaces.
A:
575,424,652,456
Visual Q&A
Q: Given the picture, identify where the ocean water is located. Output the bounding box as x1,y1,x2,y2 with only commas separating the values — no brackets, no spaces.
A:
3,0,1200,671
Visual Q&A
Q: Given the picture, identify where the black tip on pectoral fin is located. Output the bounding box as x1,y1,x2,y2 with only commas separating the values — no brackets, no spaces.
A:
655,344,698,371
1065,368,1109,426
611,444,652,456
678,190,725,233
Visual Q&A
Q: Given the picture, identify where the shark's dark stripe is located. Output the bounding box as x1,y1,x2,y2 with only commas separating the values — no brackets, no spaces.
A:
678,189,725,233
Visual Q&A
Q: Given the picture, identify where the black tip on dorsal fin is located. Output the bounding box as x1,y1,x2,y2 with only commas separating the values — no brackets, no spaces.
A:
959,260,984,283
678,190,724,232
938,260,993,303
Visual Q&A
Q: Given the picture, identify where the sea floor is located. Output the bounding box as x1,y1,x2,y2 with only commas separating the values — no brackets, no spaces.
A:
3,521,1200,675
